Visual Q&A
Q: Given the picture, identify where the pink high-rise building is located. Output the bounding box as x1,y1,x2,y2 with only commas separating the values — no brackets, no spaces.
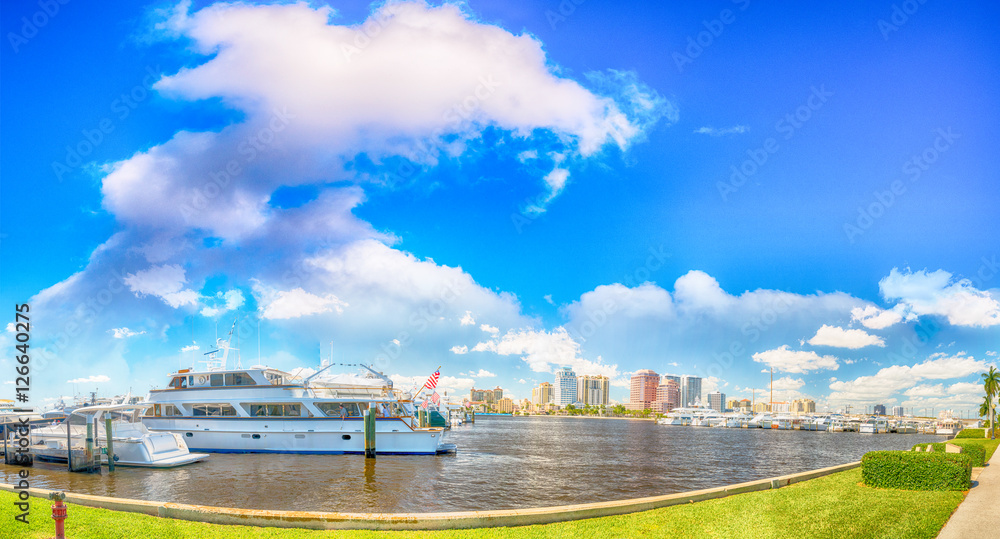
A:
653,378,680,413
627,369,659,410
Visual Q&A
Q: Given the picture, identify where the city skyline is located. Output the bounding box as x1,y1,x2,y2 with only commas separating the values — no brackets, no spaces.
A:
2,1,998,418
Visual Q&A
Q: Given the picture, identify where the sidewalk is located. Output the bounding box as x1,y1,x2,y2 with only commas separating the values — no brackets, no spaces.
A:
937,443,1000,538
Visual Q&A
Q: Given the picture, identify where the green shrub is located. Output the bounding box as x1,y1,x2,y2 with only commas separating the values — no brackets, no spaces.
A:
955,427,1000,439
911,442,988,467
862,451,972,491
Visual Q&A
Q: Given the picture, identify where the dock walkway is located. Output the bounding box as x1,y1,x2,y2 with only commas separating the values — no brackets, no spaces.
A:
937,442,1000,538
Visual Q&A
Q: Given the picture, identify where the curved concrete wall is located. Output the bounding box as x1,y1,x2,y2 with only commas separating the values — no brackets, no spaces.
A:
1,460,860,530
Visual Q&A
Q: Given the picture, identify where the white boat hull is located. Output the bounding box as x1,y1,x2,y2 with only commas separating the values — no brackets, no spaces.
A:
144,417,447,454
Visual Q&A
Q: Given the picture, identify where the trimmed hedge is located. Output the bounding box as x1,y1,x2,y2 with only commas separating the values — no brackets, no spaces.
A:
862,450,972,491
955,427,1000,439
911,442,987,467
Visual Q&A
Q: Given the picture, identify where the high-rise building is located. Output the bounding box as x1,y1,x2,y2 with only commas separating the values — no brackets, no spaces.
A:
628,369,659,410
532,382,554,405
726,398,741,411
874,404,886,416
892,405,905,417
496,397,514,413
771,401,790,413
554,367,578,406
680,375,702,407
707,391,725,412
653,378,680,413
577,375,610,406
491,386,503,403
792,399,816,413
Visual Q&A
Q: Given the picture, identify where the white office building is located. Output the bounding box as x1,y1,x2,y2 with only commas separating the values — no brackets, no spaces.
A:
554,367,578,406
707,391,725,412
680,375,702,407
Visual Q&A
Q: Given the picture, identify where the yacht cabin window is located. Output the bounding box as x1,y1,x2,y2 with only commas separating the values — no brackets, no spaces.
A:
210,374,224,386
225,372,255,386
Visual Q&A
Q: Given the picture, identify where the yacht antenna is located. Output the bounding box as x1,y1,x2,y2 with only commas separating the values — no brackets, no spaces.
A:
257,318,261,363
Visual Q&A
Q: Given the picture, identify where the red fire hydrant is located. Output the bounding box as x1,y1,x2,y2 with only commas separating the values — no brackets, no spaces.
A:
50,491,67,539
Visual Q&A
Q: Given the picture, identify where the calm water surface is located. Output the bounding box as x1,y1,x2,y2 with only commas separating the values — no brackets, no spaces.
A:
1,416,948,512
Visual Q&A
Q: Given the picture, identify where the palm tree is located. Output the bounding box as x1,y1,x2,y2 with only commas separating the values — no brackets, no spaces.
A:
982,367,1000,440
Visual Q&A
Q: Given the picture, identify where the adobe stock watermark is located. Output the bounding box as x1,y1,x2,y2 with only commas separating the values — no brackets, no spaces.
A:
566,245,669,345
718,85,833,201
383,75,502,189
843,127,959,244
672,0,751,73
699,295,796,383
178,107,295,220
51,65,162,181
341,4,402,62
545,0,587,30
373,279,464,370
7,0,70,53
877,0,930,41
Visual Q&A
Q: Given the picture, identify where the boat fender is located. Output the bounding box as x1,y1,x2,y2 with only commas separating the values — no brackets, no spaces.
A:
198,376,207,384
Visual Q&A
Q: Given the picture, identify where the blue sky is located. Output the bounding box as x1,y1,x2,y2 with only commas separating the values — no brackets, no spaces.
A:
2,0,998,415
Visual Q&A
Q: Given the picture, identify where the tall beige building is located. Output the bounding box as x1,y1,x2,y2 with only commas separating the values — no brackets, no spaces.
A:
532,382,554,405
792,398,816,413
653,378,680,413
577,375,610,405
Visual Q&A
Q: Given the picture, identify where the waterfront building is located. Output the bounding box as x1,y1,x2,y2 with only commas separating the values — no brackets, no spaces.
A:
792,399,816,413
627,369,659,410
738,398,752,412
680,375,702,407
892,405,905,417
497,397,514,413
491,387,503,403
577,375,610,406
532,382,554,405
771,401,790,413
874,404,886,416
752,402,771,413
554,367,578,406
707,391,725,412
726,398,741,411
662,374,681,388
653,378,680,413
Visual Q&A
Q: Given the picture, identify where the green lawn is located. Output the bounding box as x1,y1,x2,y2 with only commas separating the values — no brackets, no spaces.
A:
0,468,965,539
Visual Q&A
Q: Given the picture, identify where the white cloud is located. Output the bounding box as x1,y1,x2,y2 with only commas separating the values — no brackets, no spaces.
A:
693,125,748,136
880,267,1000,327
828,353,990,404
124,264,199,308
466,369,496,378
518,378,526,384
807,324,885,349
771,376,805,391
201,289,246,317
460,311,475,326
471,326,622,382
752,345,839,374
543,294,555,305
850,305,905,329
904,384,945,398
109,327,145,339
67,375,111,384
5,323,14,333
450,345,468,355
253,283,347,320
480,324,499,335
181,343,200,353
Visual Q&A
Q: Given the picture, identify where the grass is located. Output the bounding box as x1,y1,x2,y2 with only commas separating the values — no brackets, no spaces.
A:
950,438,1000,462
0,468,964,539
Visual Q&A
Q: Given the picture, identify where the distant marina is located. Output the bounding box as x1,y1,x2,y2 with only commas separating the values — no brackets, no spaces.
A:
1,415,946,513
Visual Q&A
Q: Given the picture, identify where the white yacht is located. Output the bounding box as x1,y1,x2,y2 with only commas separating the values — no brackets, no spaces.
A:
27,404,208,468
859,417,890,434
747,413,773,429
935,418,963,436
141,341,454,455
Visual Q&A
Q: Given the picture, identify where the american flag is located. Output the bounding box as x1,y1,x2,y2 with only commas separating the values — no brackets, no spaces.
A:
431,392,440,405
423,369,440,390
421,399,429,409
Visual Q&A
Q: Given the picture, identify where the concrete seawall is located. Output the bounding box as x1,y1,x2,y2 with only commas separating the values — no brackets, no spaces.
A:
0,461,860,530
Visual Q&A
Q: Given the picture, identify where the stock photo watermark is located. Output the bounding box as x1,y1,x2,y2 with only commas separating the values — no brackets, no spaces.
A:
7,0,70,53
718,84,833,201
877,0,930,41
672,0,751,73
843,127,959,244
51,65,161,181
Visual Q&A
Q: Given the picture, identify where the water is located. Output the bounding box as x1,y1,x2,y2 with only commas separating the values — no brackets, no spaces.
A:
1,416,948,512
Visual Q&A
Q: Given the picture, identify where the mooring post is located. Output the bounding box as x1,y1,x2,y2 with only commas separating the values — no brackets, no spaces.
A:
364,409,376,458
50,491,67,539
104,416,115,472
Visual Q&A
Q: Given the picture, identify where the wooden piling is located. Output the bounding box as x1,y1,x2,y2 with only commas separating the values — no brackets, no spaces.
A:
104,416,115,472
364,409,376,458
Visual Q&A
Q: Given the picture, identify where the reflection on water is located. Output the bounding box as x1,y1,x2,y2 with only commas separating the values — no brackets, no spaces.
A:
1,416,948,512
